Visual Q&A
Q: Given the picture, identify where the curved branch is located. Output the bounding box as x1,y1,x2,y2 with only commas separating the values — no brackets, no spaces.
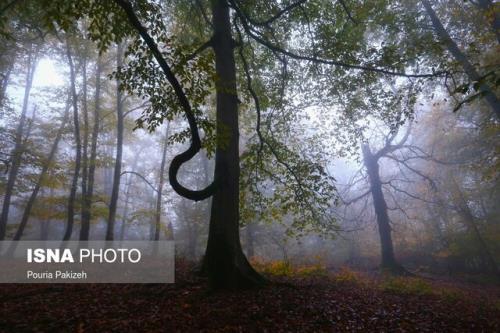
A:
114,0,216,201
235,24,264,160
121,171,158,194
229,0,445,78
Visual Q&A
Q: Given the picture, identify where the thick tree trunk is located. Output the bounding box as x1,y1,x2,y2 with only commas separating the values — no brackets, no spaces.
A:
63,41,82,241
0,46,37,240
362,144,405,274
12,104,69,240
422,0,500,119
80,55,102,240
106,44,125,241
154,123,170,241
202,0,265,289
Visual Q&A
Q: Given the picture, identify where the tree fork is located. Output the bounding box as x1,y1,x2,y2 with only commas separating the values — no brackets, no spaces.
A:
362,144,409,275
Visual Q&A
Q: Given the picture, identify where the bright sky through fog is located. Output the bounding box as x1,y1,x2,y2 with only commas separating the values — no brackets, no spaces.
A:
33,58,65,87
6,57,65,110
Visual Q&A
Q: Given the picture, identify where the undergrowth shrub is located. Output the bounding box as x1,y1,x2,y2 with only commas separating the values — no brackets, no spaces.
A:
333,266,366,286
439,289,465,303
250,258,328,277
381,277,433,296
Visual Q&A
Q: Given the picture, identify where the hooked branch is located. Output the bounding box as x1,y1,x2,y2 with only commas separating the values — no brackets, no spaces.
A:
114,0,216,201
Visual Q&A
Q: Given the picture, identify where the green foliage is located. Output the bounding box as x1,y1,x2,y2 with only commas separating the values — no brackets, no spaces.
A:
240,137,339,237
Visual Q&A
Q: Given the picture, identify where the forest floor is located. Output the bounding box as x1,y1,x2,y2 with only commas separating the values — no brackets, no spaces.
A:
1,259,499,332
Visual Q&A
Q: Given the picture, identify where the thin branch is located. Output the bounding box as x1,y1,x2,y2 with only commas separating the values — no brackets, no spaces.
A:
338,0,357,24
180,38,213,65
375,123,412,159
124,101,151,116
229,0,445,78
385,155,437,190
342,189,371,205
235,0,308,27
235,24,264,161
385,182,443,207
236,24,330,227
120,170,158,194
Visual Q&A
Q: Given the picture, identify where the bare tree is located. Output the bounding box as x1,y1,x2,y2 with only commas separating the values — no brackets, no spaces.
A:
343,123,441,274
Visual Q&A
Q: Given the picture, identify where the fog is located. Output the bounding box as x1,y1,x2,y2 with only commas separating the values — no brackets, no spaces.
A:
1,0,498,282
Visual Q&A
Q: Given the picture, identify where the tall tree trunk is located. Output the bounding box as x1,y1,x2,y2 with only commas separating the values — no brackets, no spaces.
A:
362,144,405,274
119,155,139,241
106,44,125,241
12,103,70,240
148,198,156,240
422,0,500,119
0,45,37,240
202,0,265,289
80,57,90,235
63,40,82,241
118,174,132,241
80,55,102,240
40,186,54,241
104,141,114,196
154,122,170,241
